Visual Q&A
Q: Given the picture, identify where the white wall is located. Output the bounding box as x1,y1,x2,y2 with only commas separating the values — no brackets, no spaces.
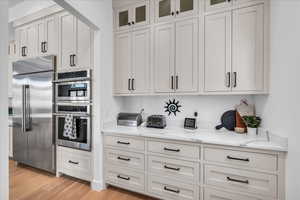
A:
255,0,300,199
9,0,55,22
122,95,254,128
0,1,9,199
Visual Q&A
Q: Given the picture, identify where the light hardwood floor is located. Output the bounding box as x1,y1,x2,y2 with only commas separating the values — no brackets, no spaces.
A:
9,160,156,200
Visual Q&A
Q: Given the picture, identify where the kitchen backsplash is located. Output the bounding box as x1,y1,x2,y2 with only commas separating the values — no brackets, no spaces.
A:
121,95,254,129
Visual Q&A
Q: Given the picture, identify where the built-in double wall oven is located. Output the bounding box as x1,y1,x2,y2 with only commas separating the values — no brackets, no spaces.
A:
54,70,92,151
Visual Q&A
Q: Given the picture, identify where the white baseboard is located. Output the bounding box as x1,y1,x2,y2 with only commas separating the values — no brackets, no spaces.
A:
91,179,106,191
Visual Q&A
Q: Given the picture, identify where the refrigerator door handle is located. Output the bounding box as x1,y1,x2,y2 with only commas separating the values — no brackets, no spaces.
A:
24,85,31,132
22,85,26,132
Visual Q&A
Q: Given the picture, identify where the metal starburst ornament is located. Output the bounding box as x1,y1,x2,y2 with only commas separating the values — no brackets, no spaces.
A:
164,99,182,116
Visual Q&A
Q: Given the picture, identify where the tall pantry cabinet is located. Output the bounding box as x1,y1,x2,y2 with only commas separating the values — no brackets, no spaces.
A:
204,1,266,93
114,1,151,94
58,12,93,71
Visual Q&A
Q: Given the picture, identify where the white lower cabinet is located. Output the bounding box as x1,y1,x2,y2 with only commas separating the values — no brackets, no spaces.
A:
57,146,92,181
103,134,284,200
105,165,145,192
148,175,199,200
204,188,267,200
204,165,277,198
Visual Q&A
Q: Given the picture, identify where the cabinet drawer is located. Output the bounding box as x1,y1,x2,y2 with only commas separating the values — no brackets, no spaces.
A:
59,147,92,181
204,165,277,198
204,188,267,200
148,175,198,200
105,148,145,170
105,166,145,192
148,155,199,182
104,135,145,151
148,140,200,159
204,147,277,171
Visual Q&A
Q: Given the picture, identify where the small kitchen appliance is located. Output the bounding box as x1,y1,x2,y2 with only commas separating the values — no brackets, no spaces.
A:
146,115,167,129
55,102,91,151
117,112,143,127
184,118,197,130
55,70,91,102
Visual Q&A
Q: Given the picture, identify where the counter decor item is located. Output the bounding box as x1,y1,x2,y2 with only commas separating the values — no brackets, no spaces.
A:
242,116,262,137
215,110,236,131
235,111,247,133
164,99,181,116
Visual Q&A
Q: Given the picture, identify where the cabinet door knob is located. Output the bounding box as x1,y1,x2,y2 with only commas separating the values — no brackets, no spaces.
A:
176,10,179,15
171,12,175,16
132,21,135,25
128,22,131,26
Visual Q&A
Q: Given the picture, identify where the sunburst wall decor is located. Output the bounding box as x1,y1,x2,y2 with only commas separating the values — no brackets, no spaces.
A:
164,99,182,116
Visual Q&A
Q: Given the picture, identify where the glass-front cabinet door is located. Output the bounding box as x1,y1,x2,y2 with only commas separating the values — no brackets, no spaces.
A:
115,6,132,31
132,1,150,28
176,0,197,17
205,0,232,12
155,0,176,23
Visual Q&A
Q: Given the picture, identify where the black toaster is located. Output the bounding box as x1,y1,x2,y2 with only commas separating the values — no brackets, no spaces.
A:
146,115,167,129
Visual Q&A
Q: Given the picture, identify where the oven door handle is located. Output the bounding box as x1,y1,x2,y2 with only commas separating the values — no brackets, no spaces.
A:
53,113,90,117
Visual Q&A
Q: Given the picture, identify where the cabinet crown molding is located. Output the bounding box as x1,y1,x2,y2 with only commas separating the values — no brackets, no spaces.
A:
13,4,64,28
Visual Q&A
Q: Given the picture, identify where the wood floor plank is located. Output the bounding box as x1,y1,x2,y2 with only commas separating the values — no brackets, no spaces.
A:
10,160,156,200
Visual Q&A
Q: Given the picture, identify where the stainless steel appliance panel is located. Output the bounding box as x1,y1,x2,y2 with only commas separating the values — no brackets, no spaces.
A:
26,72,55,172
12,76,28,163
12,56,55,173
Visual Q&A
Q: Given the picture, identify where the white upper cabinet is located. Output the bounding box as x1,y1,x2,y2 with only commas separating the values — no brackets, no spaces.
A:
205,0,262,12
154,23,175,93
58,12,93,70
37,16,59,56
204,4,264,93
155,0,197,23
204,12,232,92
115,1,150,31
76,19,93,69
155,0,176,23
154,19,198,93
114,32,132,94
175,18,198,93
16,23,37,58
114,28,151,94
59,12,75,70
131,28,151,93
232,4,264,91
205,0,232,12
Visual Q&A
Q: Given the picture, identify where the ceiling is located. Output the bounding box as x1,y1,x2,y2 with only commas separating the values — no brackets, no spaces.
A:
9,0,24,8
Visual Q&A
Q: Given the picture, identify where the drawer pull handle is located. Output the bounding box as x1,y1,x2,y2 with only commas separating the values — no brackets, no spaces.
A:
117,156,131,161
163,147,180,152
117,175,130,181
227,156,250,162
164,165,180,171
117,141,130,145
164,186,180,193
68,160,79,165
227,177,249,184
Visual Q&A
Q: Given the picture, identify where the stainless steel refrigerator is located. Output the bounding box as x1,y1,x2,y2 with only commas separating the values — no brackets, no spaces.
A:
12,56,56,173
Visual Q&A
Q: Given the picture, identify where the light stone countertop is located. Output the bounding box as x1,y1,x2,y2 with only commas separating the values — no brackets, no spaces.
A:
102,122,288,152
